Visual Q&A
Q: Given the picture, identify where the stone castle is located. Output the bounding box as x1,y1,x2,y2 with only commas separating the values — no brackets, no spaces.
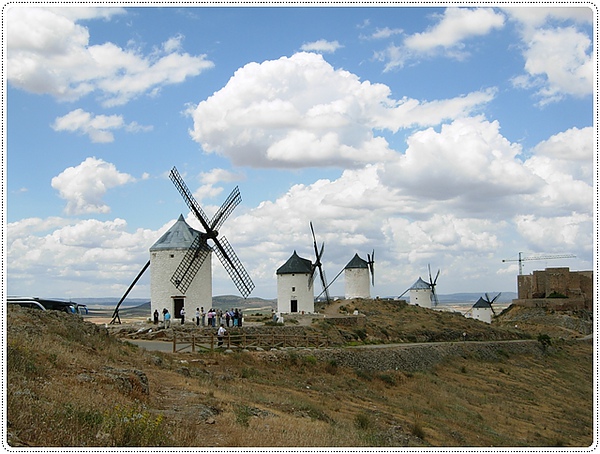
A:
514,267,593,310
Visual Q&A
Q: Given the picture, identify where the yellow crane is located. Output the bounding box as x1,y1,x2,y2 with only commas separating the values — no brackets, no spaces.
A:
502,252,576,275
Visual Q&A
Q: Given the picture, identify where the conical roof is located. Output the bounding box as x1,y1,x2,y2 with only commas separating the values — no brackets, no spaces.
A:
472,297,492,309
276,251,313,275
150,215,203,251
410,277,431,290
345,253,368,269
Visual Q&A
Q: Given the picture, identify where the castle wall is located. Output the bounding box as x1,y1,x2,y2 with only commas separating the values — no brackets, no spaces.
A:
515,267,593,310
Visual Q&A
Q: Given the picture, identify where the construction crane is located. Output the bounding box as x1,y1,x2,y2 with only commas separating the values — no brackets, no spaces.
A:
502,252,576,275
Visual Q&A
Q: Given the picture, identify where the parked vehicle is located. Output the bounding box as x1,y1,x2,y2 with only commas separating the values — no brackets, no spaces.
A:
7,298,46,311
7,297,87,315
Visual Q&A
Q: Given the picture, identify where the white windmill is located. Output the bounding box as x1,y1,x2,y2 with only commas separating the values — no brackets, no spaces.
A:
276,251,314,314
276,222,330,314
109,167,254,324
344,251,375,299
470,293,501,324
399,265,440,309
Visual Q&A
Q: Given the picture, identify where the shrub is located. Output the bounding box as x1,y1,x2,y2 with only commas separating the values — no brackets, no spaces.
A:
101,405,165,446
538,333,552,351
354,412,373,431
234,404,252,427
303,355,317,365
377,373,396,386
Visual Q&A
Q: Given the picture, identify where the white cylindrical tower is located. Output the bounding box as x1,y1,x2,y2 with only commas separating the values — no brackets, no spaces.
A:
276,251,314,314
471,298,493,323
408,277,432,308
344,253,370,299
150,215,212,321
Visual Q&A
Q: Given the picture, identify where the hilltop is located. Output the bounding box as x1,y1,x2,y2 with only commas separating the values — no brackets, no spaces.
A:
6,300,593,447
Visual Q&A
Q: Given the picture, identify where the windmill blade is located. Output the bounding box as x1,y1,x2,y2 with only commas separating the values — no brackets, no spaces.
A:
431,287,440,307
212,236,255,298
367,250,375,286
169,167,212,233
308,264,316,289
310,222,321,260
491,292,502,304
428,264,433,284
171,236,212,294
209,186,241,232
485,292,491,303
433,269,440,285
317,263,331,303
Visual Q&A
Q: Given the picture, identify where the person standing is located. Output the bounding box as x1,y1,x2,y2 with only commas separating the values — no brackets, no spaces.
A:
180,307,186,324
195,308,200,326
153,309,159,325
217,324,227,347
164,310,171,329
201,307,206,327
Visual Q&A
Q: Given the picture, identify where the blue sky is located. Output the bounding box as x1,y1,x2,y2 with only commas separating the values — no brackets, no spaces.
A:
5,5,594,300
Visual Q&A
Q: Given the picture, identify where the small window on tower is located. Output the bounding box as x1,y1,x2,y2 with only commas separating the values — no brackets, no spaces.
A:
292,287,296,292
170,254,175,258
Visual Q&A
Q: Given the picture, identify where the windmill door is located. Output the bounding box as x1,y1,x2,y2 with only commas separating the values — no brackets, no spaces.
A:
173,298,184,319
290,300,298,313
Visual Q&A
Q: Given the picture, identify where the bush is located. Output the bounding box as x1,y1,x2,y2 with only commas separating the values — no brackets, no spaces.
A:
538,333,552,351
354,412,373,431
101,405,165,446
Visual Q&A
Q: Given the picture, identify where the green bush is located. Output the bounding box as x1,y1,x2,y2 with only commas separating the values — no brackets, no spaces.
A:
101,405,165,446
354,412,373,431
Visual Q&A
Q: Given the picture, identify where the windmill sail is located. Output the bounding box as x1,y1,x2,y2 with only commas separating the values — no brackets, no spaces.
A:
170,236,212,294
210,186,241,232
212,236,255,298
169,166,255,299
310,222,330,303
428,264,440,307
367,250,375,286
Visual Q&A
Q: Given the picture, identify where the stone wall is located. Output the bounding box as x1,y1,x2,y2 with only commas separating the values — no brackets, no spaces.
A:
261,340,545,372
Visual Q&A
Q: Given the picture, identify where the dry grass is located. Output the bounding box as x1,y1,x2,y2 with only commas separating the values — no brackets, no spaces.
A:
6,304,593,448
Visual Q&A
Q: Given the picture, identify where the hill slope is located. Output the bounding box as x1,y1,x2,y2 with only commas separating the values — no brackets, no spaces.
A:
6,303,593,447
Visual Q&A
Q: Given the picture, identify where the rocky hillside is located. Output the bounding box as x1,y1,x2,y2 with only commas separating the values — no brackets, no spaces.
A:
6,302,593,447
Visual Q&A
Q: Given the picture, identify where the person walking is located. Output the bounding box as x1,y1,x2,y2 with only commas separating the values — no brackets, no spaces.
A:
164,310,171,329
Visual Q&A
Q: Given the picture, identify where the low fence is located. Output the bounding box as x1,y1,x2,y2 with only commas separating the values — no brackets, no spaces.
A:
172,331,330,353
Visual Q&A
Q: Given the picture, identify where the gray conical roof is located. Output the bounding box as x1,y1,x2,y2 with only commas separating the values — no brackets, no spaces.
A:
150,215,203,251
276,251,313,275
345,253,368,269
410,277,431,290
472,297,492,309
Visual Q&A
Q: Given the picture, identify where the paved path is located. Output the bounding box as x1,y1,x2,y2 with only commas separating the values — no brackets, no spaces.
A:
125,339,174,352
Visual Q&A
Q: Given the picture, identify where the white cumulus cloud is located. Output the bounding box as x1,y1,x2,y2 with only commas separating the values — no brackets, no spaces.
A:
188,52,495,169
405,7,505,53
51,157,136,215
52,109,152,143
300,39,343,53
6,7,214,106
